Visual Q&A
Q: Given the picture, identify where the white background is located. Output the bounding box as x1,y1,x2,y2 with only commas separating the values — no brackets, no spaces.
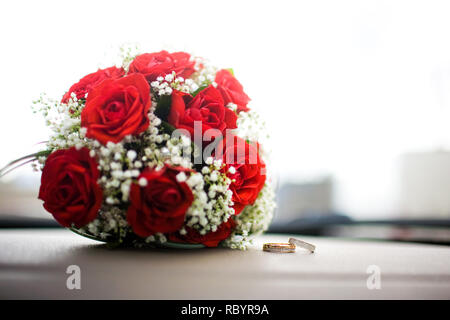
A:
1,0,450,219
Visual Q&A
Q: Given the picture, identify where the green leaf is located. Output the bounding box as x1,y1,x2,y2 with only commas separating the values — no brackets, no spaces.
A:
154,94,172,121
0,149,52,177
160,120,176,134
192,85,209,97
227,68,235,76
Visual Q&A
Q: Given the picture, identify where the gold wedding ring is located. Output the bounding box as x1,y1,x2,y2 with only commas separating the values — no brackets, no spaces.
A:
289,237,315,253
263,243,296,253
263,238,316,254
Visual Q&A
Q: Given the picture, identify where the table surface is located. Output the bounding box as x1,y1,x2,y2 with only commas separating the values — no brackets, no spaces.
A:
0,229,449,299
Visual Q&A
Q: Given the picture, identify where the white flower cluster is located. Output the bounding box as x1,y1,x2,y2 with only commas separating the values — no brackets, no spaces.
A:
235,110,264,141
119,43,141,72
183,158,235,235
32,93,84,154
223,181,276,250
190,57,218,88
96,140,134,204
150,71,200,95
234,109,272,162
80,205,128,241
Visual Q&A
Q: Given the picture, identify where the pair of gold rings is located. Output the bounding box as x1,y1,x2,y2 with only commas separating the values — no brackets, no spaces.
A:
263,238,315,254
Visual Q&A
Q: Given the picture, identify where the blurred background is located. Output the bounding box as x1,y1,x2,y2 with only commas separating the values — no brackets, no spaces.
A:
1,0,450,243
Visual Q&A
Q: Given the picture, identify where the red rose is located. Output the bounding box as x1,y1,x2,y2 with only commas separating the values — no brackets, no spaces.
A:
38,147,103,228
167,89,191,127
129,51,196,82
127,165,194,237
169,86,237,140
81,73,151,145
219,136,266,214
215,69,250,113
61,66,125,103
168,218,236,247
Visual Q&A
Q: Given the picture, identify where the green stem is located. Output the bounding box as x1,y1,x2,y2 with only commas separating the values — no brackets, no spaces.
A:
0,150,51,177
0,159,35,177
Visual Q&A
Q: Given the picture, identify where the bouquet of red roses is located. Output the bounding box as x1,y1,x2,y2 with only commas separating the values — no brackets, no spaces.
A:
3,49,275,249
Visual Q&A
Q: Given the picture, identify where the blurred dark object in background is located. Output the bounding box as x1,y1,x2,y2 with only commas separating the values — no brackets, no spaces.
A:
274,176,333,224
271,177,450,245
269,215,450,246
